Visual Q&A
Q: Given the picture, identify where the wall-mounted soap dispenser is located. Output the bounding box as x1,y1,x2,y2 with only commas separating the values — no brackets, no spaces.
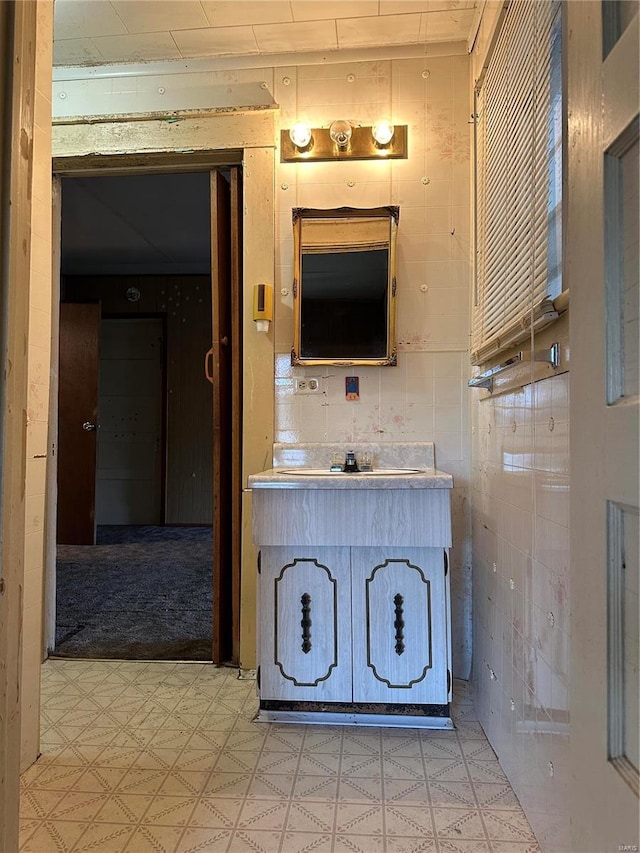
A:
253,283,273,332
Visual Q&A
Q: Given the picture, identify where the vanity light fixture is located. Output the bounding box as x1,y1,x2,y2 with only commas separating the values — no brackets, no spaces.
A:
288,122,312,151
329,119,353,149
372,120,395,147
281,120,407,163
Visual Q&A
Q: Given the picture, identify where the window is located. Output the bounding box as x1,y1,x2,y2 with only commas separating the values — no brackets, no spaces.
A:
472,0,563,364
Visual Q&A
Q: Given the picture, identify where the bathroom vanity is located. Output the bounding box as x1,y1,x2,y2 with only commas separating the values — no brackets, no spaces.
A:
248,443,454,728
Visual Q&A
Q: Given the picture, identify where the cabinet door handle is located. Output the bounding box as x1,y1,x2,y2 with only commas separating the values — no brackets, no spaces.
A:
394,593,405,655
301,593,312,653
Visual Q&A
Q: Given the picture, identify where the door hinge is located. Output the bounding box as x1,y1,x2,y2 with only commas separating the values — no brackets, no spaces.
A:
444,550,448,576
392,276,397,297
256,666,260,689
292,279,297,298
257,550,261,574
447,668,451,693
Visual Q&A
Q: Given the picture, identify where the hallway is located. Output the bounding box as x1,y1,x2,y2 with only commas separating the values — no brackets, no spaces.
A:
19,660,539,852
55,526,212,661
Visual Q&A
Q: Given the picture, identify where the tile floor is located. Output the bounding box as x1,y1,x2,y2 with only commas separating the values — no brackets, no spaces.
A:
20,660,541,852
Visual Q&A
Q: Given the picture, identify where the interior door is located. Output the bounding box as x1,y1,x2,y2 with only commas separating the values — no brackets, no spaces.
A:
211,168,242,664
57,302,101,545
96,317,164,525
568,4,639,850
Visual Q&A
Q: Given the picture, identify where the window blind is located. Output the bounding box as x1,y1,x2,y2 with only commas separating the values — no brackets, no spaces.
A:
472,0,562,364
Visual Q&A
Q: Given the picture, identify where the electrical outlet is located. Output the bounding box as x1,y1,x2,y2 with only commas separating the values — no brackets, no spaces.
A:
296,377,321,394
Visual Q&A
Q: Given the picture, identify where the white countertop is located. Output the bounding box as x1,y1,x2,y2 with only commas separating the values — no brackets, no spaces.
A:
248,466,453,490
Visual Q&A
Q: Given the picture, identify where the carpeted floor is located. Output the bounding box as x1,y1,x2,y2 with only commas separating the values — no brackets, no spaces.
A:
54,525,213,661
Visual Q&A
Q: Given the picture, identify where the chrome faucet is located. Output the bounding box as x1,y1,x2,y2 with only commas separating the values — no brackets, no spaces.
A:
343,451,359,473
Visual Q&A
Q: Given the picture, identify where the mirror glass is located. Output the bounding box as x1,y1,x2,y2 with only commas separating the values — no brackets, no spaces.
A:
292,206,398,366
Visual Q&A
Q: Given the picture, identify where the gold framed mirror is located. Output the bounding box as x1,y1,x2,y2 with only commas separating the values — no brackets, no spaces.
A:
291,206,399,366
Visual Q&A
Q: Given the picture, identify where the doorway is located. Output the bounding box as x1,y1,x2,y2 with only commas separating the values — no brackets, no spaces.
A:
53,169,242,663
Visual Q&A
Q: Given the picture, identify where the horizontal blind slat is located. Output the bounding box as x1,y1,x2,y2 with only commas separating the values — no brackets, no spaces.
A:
473,0,561,358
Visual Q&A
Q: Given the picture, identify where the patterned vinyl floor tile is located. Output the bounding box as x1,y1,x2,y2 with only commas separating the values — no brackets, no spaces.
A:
19,662,542,852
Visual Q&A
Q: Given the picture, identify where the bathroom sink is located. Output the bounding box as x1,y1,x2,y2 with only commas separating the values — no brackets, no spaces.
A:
276,468,423,476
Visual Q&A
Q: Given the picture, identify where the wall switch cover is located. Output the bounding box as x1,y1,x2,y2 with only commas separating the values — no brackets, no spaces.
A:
346,376,360,400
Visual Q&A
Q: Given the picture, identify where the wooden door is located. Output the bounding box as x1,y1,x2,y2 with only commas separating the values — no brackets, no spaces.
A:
57,302,101,545
259,547,352,702
568,3,639,849
229,168,243,664
211,168,242,663
96,317,164,525
351,547,449,704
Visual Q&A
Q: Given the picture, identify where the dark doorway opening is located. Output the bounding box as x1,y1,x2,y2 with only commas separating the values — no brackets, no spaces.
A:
55,171,219,661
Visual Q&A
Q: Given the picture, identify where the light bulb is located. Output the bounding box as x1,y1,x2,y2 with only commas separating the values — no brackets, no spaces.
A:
289,123,312,149
372,120,395,146
329,119,352,148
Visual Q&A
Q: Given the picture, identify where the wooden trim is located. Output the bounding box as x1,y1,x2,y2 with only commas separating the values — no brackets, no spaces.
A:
53,105,278,127
0,2,38,844
44,177,62,655
230,166,243,665
52,111,275,160
52,150,242,177
292,205,399,222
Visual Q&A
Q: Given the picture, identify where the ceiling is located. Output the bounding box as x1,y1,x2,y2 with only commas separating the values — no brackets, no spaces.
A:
61,173,213,275
53,0,478,67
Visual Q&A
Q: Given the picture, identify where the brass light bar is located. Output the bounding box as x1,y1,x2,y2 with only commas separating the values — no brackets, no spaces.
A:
281,124,408,163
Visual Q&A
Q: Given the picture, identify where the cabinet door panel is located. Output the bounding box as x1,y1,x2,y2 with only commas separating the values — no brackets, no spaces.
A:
259,547,352,701
352,547,448,704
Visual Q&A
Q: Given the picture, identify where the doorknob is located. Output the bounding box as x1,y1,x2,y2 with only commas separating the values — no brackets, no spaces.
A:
82,422,97,431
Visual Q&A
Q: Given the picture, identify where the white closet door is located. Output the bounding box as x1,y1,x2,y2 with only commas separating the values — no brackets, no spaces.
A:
568,4,639,848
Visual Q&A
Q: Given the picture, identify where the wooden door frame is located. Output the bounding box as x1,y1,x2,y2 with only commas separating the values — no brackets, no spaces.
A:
101,312,169,527
48,161,244,663
50,118,276,670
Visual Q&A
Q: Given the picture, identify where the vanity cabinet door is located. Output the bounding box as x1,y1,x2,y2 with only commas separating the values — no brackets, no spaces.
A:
351,547,448,704
259,546,352,702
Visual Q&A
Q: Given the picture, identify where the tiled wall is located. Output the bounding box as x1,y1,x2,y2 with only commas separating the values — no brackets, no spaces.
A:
470,372,570,852
272,55,472,678
21,1,54,770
